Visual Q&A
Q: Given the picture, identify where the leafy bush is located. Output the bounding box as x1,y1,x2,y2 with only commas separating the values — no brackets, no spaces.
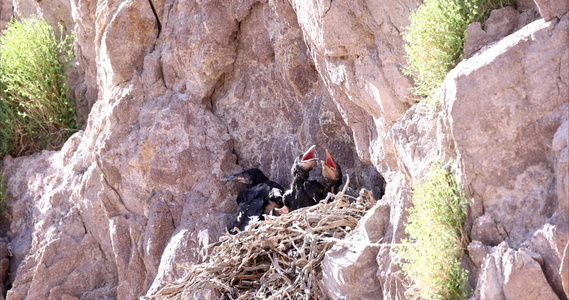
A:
402,0,515,102
396,163,470,300
0,16,77,156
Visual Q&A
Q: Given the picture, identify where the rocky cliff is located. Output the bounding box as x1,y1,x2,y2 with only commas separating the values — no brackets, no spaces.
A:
0,0,567,299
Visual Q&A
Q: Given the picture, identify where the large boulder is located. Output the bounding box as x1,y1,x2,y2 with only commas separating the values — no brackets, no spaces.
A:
321,199,390,299
375,172,413,300
474,242,559,300
208,0,383,190
444,16,568,247
392,103,454,184
443,14,569,299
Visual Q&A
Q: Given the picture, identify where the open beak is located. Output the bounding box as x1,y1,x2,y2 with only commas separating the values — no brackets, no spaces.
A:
321,149,339,180
222,174,248,184
264,199,284,215
299,145,318,170
273,206,290,216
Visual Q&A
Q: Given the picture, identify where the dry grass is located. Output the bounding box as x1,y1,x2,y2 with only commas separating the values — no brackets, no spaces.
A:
152,176,376,300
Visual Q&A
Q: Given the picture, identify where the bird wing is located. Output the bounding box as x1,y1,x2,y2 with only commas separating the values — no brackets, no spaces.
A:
247,184,268,215
231,184,269,232
235,189,250,204
304,180,325,202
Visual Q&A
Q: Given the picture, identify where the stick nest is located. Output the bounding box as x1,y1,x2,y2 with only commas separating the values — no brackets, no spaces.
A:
153,177,376,300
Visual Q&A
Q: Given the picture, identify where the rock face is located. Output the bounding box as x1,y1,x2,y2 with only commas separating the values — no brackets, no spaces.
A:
0,0,567,299
288,0,417,171
444,14,569,299
0,0,11,30
1,0,384,299
534,0,569,20
321,200,391,299
317,4,568,300
475,242,559,300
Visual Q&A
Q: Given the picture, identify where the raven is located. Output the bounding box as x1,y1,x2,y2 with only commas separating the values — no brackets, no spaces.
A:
320,149,343,196
277,147,343,214
279,145,319,213
223,168,284,234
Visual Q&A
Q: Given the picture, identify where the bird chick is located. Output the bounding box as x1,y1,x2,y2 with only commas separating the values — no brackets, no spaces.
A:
320,149,343,196
275,145,319,214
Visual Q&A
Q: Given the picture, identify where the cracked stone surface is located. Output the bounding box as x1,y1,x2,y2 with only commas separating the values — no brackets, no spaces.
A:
0,0,567,299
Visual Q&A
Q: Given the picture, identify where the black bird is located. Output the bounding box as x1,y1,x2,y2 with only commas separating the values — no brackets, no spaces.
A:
278,148,343,214
223,168,284,233
275,145,324,214
320,149,343,196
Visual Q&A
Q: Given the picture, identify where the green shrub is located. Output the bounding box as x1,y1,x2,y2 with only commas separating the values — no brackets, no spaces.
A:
396,163,470,300
0,16,77,156
402,0,515,103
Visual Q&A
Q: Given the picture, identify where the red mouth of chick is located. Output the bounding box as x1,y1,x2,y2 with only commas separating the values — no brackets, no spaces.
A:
325,151,336,170
301,145,316,162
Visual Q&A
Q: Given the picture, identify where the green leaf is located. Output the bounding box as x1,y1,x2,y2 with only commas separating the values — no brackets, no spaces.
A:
0,16,78,156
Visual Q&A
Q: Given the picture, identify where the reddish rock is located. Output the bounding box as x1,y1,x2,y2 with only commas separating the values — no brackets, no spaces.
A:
464,22,493,57
444,16,568,247
0,0,12,30
288,0,418,170
1,1,385,299
321,200,390,299
562,242,569,296
0,0,567,299
485,6,519,40
475,242,559,300
534,0,569,20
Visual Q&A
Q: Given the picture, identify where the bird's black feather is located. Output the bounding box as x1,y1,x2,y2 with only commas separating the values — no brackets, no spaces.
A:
224,169,284,233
